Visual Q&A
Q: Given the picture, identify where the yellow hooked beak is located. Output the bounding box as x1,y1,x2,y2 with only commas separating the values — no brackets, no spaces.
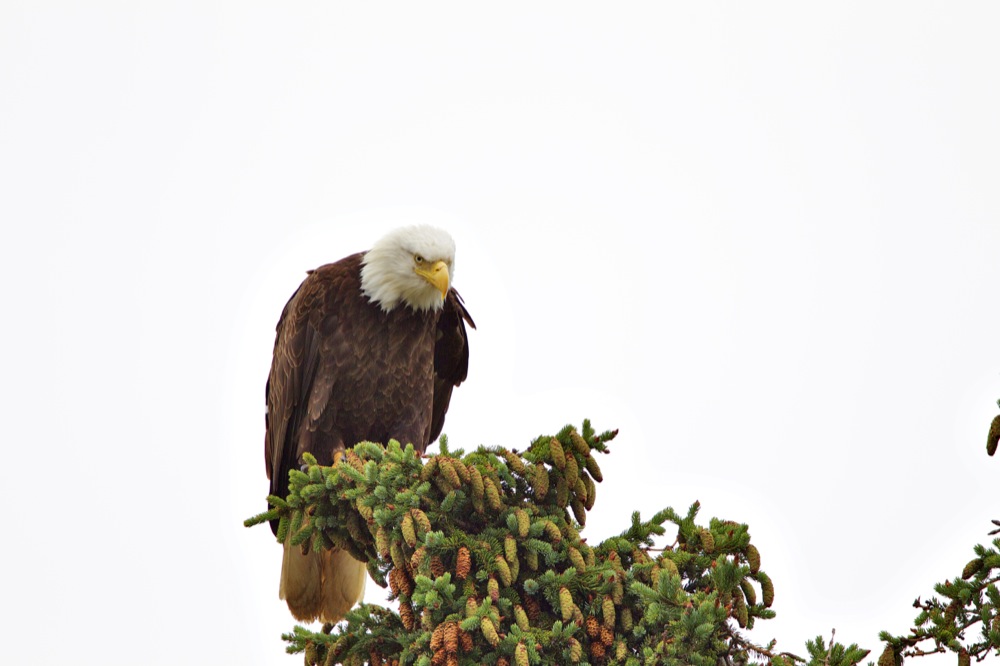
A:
415,260,450,299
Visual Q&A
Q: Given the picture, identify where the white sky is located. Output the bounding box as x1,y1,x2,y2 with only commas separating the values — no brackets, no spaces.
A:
2,3,998,665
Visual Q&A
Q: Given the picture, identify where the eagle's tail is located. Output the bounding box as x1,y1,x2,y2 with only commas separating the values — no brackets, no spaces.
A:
279,538,367,624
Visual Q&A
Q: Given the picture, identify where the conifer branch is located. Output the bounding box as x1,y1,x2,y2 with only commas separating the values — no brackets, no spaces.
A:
244,407,1000,665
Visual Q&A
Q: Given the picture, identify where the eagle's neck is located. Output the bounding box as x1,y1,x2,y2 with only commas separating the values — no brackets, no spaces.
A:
360,251,446,313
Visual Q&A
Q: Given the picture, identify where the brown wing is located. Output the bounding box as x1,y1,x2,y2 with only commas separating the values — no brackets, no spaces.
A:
264,257,363,535
429,288,475,444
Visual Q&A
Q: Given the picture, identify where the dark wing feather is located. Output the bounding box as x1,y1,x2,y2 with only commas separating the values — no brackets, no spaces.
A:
264,263,353,535
429,288,475,443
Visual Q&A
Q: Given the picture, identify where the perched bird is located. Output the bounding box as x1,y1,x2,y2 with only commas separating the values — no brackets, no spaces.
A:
264,225,474,623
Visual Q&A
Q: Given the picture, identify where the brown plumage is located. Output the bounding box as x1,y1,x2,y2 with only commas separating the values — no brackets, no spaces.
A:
264,227,474,623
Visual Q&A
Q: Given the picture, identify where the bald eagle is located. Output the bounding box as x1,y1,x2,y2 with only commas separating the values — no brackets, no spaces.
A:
264,225,474,623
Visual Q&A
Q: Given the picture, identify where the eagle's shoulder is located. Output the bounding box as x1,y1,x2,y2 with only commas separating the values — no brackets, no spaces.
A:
303,252,365,303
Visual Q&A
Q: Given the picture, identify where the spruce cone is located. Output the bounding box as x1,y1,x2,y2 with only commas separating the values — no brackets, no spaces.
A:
514,605,530,630
524,547,539,571
583,474,597,510
877,645,897,666
602,595,616,629
740,578,757,607
560,586,575,621
584,454,603,482
411,509,432,536
393,569,413,597
746,544,761,573
760,574,774,607
612,576,624,604
495,555,513,586
324,643,340,666
549,437,566,469
345,511,367,545
503,450,528,476
469,465,485,500
388,568,401,597
600,625,614,647
514,508,530,537
561,522,581,542
488,575,500,602
444,622,459,654
699,528,715,553
734,591,748,628
455,546,472,579
399,601,415,630
620,607,633,632
572,605,585,628
430,624,445,651
304,641,320,666
401,512,417,547
568,546,587,572
376,526,390,558
543,520,562,544
944,600,959,625
480,617,500,646
450,458,471,484
485,476,503,512
568,637,583,663
410,546,427,573
505,536,518,564
356,500,374,523
532,463,549,499
570,430,590,456
565,453,579,490
524,595,541,623
586,615,600,637
420,456,439,481
962,558,983,580
515,642,529,666
438,458,461,488
390,542,407,571
556,474,570,508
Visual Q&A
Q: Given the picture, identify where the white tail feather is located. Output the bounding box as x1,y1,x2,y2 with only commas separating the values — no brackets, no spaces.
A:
321,549,367,623
279,538,367,623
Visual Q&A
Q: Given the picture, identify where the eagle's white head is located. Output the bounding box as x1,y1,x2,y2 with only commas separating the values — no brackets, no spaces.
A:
360,225,457,312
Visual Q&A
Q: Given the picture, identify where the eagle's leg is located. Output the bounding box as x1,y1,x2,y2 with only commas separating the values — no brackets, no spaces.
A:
299,448,345,472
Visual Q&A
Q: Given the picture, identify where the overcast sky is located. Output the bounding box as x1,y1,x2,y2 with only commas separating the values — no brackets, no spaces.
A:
2,3,999,665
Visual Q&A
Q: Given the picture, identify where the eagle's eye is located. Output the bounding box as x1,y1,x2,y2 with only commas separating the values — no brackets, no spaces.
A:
414,254,424,264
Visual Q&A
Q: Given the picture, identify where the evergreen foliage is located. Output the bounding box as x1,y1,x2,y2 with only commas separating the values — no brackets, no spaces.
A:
245,414,1000,666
